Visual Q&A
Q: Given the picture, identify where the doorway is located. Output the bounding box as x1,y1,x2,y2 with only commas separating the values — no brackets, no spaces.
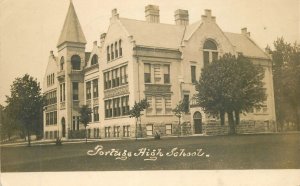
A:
193,112,202,134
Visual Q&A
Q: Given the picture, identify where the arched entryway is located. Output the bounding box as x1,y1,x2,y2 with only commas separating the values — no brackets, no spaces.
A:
61,117,66,137
193,112,202,134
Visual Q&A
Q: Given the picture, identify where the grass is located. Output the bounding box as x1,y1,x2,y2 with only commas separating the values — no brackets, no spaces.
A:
1,133,300,172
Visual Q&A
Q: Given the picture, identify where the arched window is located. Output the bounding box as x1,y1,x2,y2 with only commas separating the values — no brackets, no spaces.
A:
60,57,64,70
203,39,218,66
115,42,118,58
119,40,122,57
71,55,81,70
91,54,98,65
107,46,110,61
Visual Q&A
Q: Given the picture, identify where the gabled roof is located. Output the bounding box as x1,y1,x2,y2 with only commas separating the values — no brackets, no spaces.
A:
224,32,269,59
119,18,185,49
57,1,87,47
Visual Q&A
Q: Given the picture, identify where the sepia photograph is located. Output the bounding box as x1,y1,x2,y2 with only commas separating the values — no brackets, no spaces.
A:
0,0,299,185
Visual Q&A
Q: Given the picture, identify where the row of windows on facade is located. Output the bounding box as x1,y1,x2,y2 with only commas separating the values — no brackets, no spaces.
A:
104,65,128,90
47,73,55,87
105,95,129,118
60,54,99,71
146,95,172,115
146,124,173,136
45,111,57,125
44,130,59,139
104,125,130,138
45,90,57,105
107,40,122,62
86,79,99,100
144,64,170,84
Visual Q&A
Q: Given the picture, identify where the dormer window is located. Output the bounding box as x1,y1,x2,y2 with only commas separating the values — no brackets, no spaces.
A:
71,55,81,70
203,39,218,67
60,57,64,70
91,54,98,65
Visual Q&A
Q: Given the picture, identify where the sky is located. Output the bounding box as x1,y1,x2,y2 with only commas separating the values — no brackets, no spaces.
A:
0,0,299,105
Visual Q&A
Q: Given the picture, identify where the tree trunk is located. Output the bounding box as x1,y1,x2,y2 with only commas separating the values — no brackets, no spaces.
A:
85,126,87,144
234,110,240,125
139,117,143,138
227,111,236,135
27,128,31,147
135,118,138,140
220,111,225,126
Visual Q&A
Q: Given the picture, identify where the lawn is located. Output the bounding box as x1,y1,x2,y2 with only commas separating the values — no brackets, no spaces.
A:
1,133,300,172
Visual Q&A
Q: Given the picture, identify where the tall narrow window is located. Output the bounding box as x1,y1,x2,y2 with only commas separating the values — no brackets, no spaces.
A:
72,82,79,100
71,55,81,70
91,54,98,65
93,79,98,98
107,46,110,61
86,81,91,100
203,39,218,67
121,96,129,115
154,64,161,83
111,44,114,60
163,65,170,84
144,63,151,83
191,66,196,83
115,42,118,58
183,94,190,112
119,40,122,57
94,106,99,122
146,95,153,114
60,57,64,70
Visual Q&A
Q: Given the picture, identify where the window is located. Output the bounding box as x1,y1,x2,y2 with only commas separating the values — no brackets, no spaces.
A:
54,131,58,139
183,95,190,112
88,129,91,138
113,126,120,137
77,116,80,130
146,95,153,114
144,63,151,83
115,42,118,58
104,72,111,89
60,83,65,102
105,100,112,118
93,106,99,122
123,125,130,137
46,111,57,125
121,96,129,115
93,79,98,98
120,65,128,85
163,65,170,84
191,66,196,83
166,124,172,135
119,40,122,57
203,39,218,67
107,46,110,61
45,90,57,105
71,55,81,70
111,44,114,60
86,81,91,100
72,116,76,130
146,124,153,136
72,82,79,100
113,98,121,117
60,57,64,70
112,69,119,88
91,54,98,65
105,127,111,138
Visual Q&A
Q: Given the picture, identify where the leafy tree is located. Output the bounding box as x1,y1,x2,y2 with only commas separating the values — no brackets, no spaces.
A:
79,105,92,143
172,99,189,136
0,105,19,141
5,74,44,146
270,38,300,131
128,99,149,139
195,53,266,134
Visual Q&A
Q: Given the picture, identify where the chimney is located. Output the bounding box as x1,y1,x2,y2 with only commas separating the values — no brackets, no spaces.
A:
175,9,189,26
241,27,250,37
145,5,160,23
201,9,216,23
110,8,119,21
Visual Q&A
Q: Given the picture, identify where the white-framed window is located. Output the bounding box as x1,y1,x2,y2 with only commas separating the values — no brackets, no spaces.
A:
146,124,153,136
105,127,111,138
114,126,120,137
166,124,172,135
203,39,218,67
123,125,130,137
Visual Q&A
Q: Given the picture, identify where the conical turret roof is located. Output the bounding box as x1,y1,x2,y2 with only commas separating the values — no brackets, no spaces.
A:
57,1,87,47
